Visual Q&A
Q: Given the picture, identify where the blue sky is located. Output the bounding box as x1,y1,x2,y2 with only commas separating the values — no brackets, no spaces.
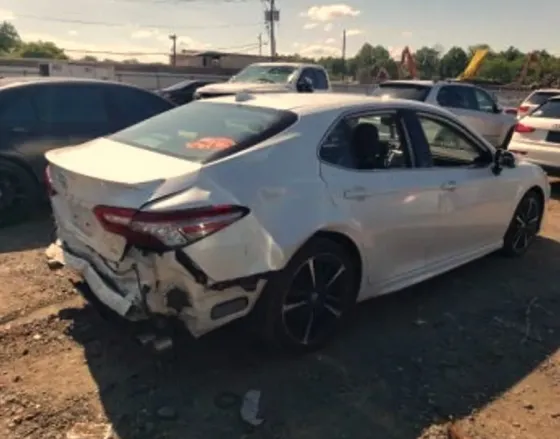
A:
1,0,558,62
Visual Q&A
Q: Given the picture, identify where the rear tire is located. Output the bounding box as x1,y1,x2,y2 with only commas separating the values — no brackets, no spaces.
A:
253,237,360,353
0,160,41,227
501,190,543,257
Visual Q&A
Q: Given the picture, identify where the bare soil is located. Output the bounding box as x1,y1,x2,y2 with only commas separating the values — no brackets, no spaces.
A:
1,184,559,439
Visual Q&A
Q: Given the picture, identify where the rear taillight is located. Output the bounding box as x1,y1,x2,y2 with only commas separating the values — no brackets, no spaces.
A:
93,205,249,251
518,105,529,113
514,123,535,133
45,166,57,196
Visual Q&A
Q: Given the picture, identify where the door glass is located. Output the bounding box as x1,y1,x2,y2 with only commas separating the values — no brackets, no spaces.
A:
110,87,174,128
418,116,486,166
311,69,329,90
319,112,409,169
437,86,477,110
474,88,496,113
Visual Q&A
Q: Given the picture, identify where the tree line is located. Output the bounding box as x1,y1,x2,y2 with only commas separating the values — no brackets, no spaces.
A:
1,20,559,86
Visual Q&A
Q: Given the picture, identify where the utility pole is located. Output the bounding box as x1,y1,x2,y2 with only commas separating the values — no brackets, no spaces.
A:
169,34,177,67
341,29,347,80
258,33,263,56
265,0,279,60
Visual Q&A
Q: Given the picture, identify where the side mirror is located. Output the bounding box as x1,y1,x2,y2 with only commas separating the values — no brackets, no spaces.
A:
296,77,314,93
492,149,516,175
493,103,502,114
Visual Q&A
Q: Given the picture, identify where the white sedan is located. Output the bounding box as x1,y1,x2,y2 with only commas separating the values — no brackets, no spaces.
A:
45,92,550,352
508,96,560,176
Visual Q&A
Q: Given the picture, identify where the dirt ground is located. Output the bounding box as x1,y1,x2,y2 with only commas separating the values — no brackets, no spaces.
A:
1,185,559,439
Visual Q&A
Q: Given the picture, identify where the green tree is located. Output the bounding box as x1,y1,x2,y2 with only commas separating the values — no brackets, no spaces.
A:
414,46,441,79
440,46,468,78
16,41,68,59
0,21,21,54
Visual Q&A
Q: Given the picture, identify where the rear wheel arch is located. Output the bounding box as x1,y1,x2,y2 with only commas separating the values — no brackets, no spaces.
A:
0,154,42,187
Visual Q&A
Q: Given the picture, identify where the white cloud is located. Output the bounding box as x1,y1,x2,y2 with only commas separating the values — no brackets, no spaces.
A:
299,44,340,57
323,23,333,32
131,29,159,39
346,29,363,37
325,38,336,44
0,9,15,21
300,4,360,22
401,30,412,38
303,22,318,30
68,30,78,36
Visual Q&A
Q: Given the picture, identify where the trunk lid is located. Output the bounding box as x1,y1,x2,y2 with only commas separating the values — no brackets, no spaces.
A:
197,82,292,96
46,137,202,261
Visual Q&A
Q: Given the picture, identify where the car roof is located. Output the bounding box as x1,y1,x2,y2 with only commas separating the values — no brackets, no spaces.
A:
248,62,323,69
206,92,451,116
0,76,145,91
529,88,560,94
380,80,435,86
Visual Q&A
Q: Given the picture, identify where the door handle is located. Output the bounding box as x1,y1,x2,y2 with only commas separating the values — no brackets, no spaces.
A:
344,186,369,200
441,180,457,191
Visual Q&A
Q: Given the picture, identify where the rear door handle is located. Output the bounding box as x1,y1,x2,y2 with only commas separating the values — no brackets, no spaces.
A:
441,180,457,191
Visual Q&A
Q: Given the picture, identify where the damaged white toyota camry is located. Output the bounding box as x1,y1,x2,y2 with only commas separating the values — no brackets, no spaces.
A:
45,92,549,352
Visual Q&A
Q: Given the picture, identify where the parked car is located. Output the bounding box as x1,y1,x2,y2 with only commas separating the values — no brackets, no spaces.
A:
507,95,560,176
193,62,331,99
516,88,560,119
0,77,175,225
157,79,218,105
45,92,549,352
371,80,517,148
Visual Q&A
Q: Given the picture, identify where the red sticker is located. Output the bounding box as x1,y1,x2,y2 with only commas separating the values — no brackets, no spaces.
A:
187,137,236,150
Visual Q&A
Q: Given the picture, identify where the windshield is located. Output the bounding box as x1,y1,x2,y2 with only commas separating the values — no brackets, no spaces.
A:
229,65,296,84
526,91,560,106
530,100,560,119
110,101,297,163
371,83,432,101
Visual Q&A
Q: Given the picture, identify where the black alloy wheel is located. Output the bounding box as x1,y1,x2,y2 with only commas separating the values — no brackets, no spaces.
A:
501,190,543,256
256,238,359,352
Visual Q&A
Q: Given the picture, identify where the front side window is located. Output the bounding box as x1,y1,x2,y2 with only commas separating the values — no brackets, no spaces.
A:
436,85,477,111
417,115,488,167
110,101,297,163
319,112,409,170
229,65,296,84
474,88,496,113
311,69,329,90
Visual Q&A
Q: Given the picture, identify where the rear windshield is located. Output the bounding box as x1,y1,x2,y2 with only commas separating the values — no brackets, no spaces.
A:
109,101,297,162
530,100,560,119
371,83,431,101
526,91,560,106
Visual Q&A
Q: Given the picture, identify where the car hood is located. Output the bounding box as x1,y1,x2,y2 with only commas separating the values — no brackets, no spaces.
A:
196,82,292,95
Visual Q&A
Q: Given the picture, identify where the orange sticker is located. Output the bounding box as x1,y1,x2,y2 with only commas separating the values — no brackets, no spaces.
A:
187,137,236,150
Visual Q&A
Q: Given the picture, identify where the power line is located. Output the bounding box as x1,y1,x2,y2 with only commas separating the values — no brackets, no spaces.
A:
61,42,265,56
12,13,262,31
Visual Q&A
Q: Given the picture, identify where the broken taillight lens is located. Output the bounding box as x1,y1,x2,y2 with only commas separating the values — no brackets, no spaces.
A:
93,205,249,251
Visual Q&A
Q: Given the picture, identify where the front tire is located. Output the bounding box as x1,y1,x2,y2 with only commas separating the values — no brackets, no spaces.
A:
255,237,359,353
501,190,543,257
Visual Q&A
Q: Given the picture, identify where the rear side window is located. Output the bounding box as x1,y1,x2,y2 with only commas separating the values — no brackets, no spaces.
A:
311,69,329,90
530,100,560,119
371,83,431,101
35,84,109,124
109,86,174,126
526,92,560,106
110,101,298,163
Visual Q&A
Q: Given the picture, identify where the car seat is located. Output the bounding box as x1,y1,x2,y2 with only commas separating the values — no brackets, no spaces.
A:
350,123,389,169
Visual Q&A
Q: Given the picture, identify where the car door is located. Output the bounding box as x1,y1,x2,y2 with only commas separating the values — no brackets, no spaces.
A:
0,85,72,179
409,111,518,264
107,85,175,132
318,109,443,296
35,83,112,147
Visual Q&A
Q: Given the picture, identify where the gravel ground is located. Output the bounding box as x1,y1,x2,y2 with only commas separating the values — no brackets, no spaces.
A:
1,184,559,439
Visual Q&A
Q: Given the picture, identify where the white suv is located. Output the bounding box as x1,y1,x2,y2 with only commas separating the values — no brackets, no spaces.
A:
517,88,560,119
371,80,517,148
